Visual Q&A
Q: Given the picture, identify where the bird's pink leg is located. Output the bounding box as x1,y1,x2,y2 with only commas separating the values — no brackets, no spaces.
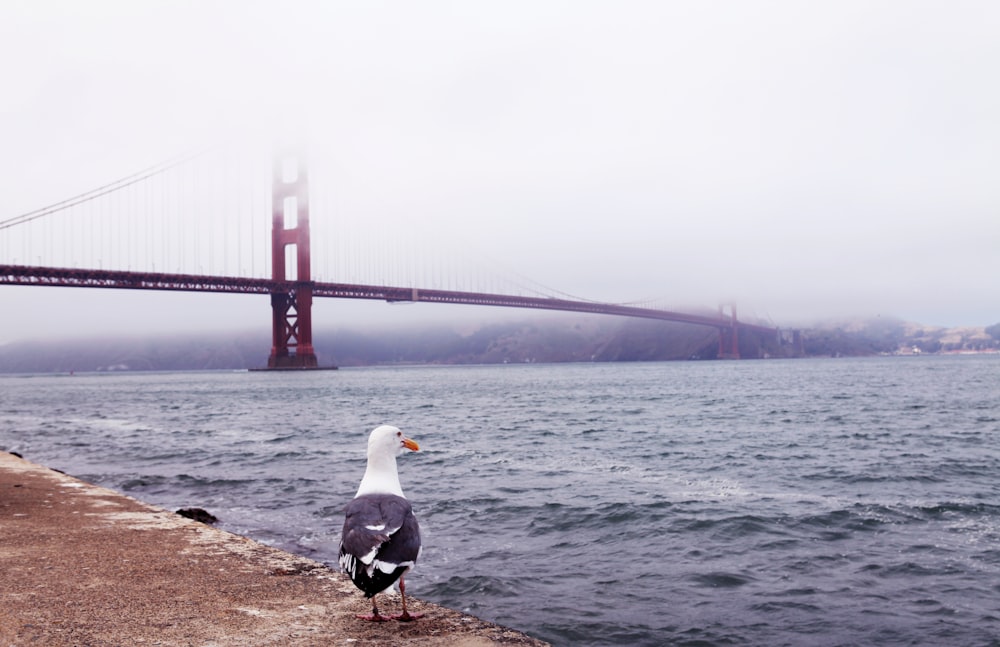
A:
394,575,423,621
356,595,391,622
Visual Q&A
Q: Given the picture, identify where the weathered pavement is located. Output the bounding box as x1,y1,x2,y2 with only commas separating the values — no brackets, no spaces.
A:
0,452,548,646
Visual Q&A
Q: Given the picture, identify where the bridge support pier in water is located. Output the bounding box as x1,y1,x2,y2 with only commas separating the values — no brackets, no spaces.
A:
266,151,319,369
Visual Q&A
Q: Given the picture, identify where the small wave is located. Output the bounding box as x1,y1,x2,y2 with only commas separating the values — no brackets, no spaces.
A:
844,473,946,484
913,502,1000,519
673,513,788,542
264,434,298,443
423,574,524,603
689,571,756,588
750,600,823,613
876,561,963,578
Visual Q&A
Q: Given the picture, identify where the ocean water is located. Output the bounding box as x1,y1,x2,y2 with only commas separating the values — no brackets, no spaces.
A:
2,356,999,646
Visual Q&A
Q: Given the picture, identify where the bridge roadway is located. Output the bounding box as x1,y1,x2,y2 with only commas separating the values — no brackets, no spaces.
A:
0,264,780,336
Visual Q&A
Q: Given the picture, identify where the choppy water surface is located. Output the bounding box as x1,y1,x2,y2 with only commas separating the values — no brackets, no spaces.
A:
2,356,999,646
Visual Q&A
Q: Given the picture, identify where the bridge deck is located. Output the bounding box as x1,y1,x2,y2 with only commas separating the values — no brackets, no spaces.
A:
0,264,781,335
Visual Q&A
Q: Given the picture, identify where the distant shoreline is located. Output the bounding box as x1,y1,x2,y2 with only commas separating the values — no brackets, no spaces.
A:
0,315,997,374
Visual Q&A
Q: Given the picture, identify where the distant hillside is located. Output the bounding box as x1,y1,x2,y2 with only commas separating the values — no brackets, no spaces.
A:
0,331,271,374
0,315,996,373
800,317,1000,357
328,317,732,366
0,315,747,373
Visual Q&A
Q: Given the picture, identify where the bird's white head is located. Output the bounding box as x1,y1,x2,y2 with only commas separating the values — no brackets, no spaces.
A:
367,424,420,459
357,425,419,498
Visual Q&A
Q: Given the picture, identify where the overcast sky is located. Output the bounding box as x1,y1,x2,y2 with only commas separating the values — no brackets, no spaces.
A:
2,0,999,345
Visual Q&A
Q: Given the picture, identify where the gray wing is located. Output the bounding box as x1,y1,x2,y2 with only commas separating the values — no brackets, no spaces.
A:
339,494,421,596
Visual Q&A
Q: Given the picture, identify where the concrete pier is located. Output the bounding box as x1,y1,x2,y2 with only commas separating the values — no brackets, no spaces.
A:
0,452,548,646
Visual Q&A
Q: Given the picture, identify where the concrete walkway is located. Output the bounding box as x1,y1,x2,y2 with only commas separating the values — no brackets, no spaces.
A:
0,452,548,646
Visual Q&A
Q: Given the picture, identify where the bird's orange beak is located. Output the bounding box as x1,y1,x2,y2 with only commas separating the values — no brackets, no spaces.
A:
402,437,419,452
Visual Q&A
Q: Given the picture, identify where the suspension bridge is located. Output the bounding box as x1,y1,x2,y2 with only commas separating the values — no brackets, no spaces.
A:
0,146,797,367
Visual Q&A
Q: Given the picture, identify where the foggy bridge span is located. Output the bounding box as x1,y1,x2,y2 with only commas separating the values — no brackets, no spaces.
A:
0,149,795,365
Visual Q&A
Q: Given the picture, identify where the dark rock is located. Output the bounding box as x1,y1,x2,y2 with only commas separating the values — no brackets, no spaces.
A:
176,507,219,524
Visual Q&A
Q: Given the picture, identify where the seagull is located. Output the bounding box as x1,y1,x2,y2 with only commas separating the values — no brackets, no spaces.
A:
339,425,423,622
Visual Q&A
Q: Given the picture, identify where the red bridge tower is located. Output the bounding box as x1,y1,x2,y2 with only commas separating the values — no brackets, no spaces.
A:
718,303,740,360
266,152,319,369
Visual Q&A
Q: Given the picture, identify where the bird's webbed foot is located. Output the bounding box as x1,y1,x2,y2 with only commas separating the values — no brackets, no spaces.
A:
393,610,424,622
356,597,393,622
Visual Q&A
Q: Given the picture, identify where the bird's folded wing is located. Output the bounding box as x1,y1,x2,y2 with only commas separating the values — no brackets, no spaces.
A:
340,494,414,565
